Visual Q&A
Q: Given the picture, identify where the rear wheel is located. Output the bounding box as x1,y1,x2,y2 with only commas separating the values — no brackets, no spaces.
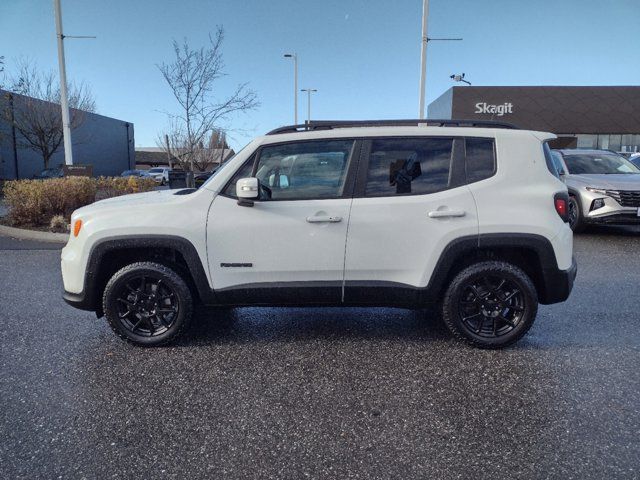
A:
103,262,193,346
442,261,538,349
568,195,585,233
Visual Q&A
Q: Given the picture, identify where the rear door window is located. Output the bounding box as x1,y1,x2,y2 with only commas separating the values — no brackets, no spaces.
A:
364,137,453,196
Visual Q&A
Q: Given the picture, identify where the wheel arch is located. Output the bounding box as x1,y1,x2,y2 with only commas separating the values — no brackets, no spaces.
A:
79,235,214,316
427,234,563,305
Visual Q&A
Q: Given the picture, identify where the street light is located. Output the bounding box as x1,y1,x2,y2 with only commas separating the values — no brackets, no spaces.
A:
418,0,462,119
53,0,95,166
283,53,298,124
300,88,317,124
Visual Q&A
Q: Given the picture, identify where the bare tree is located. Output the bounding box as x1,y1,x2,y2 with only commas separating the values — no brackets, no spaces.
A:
157,27,258,173
157,124,231,172
3,60,96,169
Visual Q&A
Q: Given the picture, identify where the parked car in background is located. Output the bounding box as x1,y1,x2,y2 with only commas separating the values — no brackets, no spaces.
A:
147,167,172,185
62,119,576,349
34,167,64,179
551,149,640,231
121,169,152,179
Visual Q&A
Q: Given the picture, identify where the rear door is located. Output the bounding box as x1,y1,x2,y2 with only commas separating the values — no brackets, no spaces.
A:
343,136,479,304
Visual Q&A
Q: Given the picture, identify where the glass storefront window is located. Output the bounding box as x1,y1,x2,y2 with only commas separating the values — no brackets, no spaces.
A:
620,134,640,153
577,135,597,149
597,135,609,150
561,134,640,153
608,135,622,152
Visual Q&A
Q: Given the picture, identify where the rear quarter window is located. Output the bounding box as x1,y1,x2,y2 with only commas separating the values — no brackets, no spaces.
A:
465,138,496,183
543,142,561,178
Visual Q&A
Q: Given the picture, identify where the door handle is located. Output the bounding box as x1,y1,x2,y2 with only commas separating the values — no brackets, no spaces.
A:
306,215,342,223
428,210,466,218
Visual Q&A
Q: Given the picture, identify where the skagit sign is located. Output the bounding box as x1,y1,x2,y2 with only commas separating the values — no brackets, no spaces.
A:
474,102,514,116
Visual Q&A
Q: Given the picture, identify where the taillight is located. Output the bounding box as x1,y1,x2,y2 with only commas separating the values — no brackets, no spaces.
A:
554,192,569,223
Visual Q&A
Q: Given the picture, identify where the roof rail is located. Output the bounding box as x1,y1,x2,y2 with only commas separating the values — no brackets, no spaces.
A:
266,119,519,135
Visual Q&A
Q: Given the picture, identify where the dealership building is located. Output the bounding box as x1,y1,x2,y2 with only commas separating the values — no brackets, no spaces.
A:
428,86,640,152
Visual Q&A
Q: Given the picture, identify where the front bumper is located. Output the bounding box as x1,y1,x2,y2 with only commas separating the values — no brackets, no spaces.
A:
63,290,93,311
586,211,640,225
540,257,577,305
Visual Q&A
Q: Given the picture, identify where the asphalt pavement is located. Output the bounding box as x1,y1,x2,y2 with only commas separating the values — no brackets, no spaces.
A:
1,227,639,479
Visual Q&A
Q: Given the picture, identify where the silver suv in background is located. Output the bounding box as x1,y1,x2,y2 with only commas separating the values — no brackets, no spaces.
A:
147,167,172,185
551,149,640,231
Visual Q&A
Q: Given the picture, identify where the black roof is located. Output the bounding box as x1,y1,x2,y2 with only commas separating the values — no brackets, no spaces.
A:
266,119,519,135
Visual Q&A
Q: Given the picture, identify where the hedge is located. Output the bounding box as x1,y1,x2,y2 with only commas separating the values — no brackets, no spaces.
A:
2,176,157,227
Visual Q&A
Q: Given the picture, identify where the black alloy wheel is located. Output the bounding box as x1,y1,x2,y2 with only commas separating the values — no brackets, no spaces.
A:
103,262,193,346
116,275,178,336
457,275,524,338
442,261,538,349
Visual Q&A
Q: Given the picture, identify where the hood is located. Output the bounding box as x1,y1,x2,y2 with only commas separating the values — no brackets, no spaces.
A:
566,173,640,190
73,189,185,217
94,188,180,206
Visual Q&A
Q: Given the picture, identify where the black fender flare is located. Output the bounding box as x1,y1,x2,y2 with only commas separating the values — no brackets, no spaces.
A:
63,235,215,313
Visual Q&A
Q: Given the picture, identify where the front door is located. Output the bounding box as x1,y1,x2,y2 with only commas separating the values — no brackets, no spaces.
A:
207,138,358,305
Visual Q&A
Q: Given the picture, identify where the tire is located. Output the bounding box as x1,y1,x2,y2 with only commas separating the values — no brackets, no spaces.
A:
568,195,585,233
103,262,193,346
442,261,538,349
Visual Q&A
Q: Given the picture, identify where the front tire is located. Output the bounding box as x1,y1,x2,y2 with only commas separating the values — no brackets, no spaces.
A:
103,262,193,346
442,261,538,349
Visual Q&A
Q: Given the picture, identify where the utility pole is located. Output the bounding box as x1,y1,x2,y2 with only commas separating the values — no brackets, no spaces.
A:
284,53,298,124
418,0,429,119
52,0,95,166
53,0,73,165
301,88,317,123
165,134,172,169
418,0,462,119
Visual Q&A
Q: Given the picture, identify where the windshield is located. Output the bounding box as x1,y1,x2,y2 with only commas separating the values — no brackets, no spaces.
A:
563,152,640,175
199,142,249,188
148,168,163,173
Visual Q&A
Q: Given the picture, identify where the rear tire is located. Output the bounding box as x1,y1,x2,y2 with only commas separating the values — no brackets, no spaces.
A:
103,262,193,346
568,195,585,233
442,261,538,349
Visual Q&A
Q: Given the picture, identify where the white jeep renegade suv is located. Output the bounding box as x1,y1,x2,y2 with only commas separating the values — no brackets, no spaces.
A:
61,120,577,349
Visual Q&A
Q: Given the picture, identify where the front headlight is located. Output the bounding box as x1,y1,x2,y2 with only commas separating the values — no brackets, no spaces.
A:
586,187,608,195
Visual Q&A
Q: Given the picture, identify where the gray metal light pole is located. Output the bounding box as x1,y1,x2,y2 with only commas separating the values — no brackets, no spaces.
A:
284,53,298,124
418,0,429,119
418,0,462,119
301,88,317,123
53,0,73,165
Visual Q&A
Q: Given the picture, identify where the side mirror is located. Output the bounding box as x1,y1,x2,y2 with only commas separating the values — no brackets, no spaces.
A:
236,177,259,206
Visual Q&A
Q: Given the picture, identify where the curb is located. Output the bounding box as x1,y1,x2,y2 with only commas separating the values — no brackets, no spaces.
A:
0,224,68,243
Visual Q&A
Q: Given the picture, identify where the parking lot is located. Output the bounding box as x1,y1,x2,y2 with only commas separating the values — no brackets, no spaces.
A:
1,228,639,479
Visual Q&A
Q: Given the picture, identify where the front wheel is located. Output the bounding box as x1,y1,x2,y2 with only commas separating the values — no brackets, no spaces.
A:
103,262,193,346
442,261,538,349
568,195,585,233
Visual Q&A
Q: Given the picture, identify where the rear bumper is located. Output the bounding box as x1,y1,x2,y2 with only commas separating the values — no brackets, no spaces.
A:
540,257,577,304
